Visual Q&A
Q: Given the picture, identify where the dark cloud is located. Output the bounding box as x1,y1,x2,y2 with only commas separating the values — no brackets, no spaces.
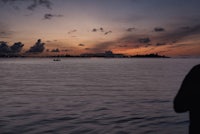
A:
127,28,135,32
104,31,112,35
27,0,52,10
79,44,85,47
68,29,77,34
0,41,24,55
27,39,45,53
92,28,97,32
88,24,200,52
156,43,166,46
1,0,53,10
10,42,24,53
0,41,10,53
92,27,104,32
154,27,165,32
43,13,63,20
89,33,169,52
138,38,151,43
100,27,104,32
91,27,113,35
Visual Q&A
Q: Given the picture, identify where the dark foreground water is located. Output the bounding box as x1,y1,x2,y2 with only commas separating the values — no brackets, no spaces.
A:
0,58,199,134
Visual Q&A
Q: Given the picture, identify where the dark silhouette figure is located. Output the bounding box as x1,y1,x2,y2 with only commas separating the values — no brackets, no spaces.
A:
174,64,200,134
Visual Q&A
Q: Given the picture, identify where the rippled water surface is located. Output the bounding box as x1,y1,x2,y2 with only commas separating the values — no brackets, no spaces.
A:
0,58,199,134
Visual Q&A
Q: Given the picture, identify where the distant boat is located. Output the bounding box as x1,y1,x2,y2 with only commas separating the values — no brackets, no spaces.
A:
53,58,61,61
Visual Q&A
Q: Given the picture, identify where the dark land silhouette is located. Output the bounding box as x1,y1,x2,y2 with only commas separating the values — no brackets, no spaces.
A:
174,64,200,134
130,53,169,58
0,39,170,58
0,49,170,59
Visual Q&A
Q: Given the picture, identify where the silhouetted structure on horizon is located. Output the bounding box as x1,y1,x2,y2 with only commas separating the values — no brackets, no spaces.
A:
174,64,200,134
80,51,169,58
131,53,169,58
0,47,170,58
80,51,126,58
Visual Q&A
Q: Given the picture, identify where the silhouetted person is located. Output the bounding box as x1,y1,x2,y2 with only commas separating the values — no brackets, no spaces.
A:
174,64,200,134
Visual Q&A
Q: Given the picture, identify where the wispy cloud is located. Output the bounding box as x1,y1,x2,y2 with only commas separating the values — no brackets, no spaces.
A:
0,23,13,38
154,27,165,32
87,23,200,53
138,38,151,44
78,44,85,47
68,29,77,34
116,34,153,49
155,42,166,46
1,0,53,10
158,24,200,42
0,31,12,38
88,41,116,53
104,30,112,35
27,0,52,10
43,13,63,20
126,28,135,32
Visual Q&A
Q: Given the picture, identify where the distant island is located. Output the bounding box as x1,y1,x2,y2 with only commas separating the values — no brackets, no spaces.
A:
78,51,170,58
130,53,170,58
0,50,170,58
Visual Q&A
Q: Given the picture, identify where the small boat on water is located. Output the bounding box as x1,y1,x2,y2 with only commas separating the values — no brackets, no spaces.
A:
53,58,61,61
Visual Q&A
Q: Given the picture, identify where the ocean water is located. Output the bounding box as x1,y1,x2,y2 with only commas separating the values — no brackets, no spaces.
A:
0,58,199,134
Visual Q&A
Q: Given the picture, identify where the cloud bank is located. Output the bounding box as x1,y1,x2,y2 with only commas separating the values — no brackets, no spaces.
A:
27,39,45,53
0,41,24,56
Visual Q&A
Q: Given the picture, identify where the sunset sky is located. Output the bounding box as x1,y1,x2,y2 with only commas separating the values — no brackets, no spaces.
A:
1,0,200,57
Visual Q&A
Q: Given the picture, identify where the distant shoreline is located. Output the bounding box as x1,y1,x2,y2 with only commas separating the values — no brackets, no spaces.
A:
0,55,170,58
1,56,200,59
0,52,170,58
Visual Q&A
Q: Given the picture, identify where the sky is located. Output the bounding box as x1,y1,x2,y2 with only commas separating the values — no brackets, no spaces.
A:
1,0,200,57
